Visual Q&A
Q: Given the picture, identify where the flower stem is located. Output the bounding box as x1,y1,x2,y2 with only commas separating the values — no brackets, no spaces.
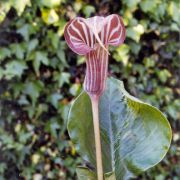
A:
90,95,103,180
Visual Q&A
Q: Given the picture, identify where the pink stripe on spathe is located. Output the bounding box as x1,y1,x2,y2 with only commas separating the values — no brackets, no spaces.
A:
64,14,126,97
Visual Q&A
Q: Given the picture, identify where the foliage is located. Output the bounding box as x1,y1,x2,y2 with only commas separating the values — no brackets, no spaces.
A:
68,77,172,179
0,0,179,179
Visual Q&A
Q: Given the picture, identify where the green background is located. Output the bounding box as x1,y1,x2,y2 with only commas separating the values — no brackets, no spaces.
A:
0,0,179,179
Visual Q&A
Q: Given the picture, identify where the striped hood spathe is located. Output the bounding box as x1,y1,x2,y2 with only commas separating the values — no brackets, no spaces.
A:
64,14,126,97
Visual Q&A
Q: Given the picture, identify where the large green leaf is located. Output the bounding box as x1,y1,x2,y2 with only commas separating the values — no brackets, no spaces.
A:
76,167,96,180
76,167,116,180
68,77,172,179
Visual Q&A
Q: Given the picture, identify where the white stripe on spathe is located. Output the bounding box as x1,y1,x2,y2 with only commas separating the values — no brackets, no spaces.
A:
108,18,120,39
69,19,86,43
93,52,97,90
89,52,93,91
106,16,112,44
78,19,90,46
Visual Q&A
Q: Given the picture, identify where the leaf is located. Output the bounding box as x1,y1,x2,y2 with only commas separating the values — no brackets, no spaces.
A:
68,77,172,179
4,61,27,79
0,2,11,23
128,42,141,55
57,19,67,37
0,0,31,22
28,39,39,53
11,0,31,16
122,0,140,9
156,69,171,83
10,43,25,59
33,51,49,75
23,81,44,106
69,84,81,96
48,93,62,108
76,167,96,180
0,163,6,174
36,52,49,65
18,95,29,105
168,1,180,23
53,72,70,88
76,167,124,180
57,47,68,67
140,0,157,13
0,48,11,60
104,172,116,180
82,5,95,18
143,57,155,68
17,24,35,41
40,0,61,8
46,119,60,138
0,67,3,80
113,44,130,65
48,31,59,49
41,8,59,24
166,99,180,120
126,24,144,42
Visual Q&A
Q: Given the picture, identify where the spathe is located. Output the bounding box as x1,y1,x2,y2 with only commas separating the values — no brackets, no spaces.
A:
64,14,126,97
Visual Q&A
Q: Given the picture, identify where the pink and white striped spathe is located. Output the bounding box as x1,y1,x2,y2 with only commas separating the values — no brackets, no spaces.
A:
64,14,126,97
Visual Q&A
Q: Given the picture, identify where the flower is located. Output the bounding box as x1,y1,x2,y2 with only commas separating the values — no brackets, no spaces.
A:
64,14,126,98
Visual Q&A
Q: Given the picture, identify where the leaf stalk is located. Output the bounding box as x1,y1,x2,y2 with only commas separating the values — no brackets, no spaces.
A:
90,95,103,180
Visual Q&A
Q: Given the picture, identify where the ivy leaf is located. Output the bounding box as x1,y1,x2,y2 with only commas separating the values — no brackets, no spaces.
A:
48,93,62,109
40,0,61,8
140,0,157,13
17,24,32,41
168,1,180,23
33,51,49,75
4,61,27,79
57,47,68,67
46,119,60,138
48,31,59,49
23,81,44,106
0,163,6,174
10,43,25,59
53,72,70,88
122,0,140,8
0,67,3,80
128,42,141,55
113,44,130,65
41,8,59,24
0,0,31,22
126,24,144,42
11,0,31,16
68,77,172,179
82,5,95,18
0,48,11,60
28,39,39,53
69,84,81,96
156,69,171,83
0,2,11,23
